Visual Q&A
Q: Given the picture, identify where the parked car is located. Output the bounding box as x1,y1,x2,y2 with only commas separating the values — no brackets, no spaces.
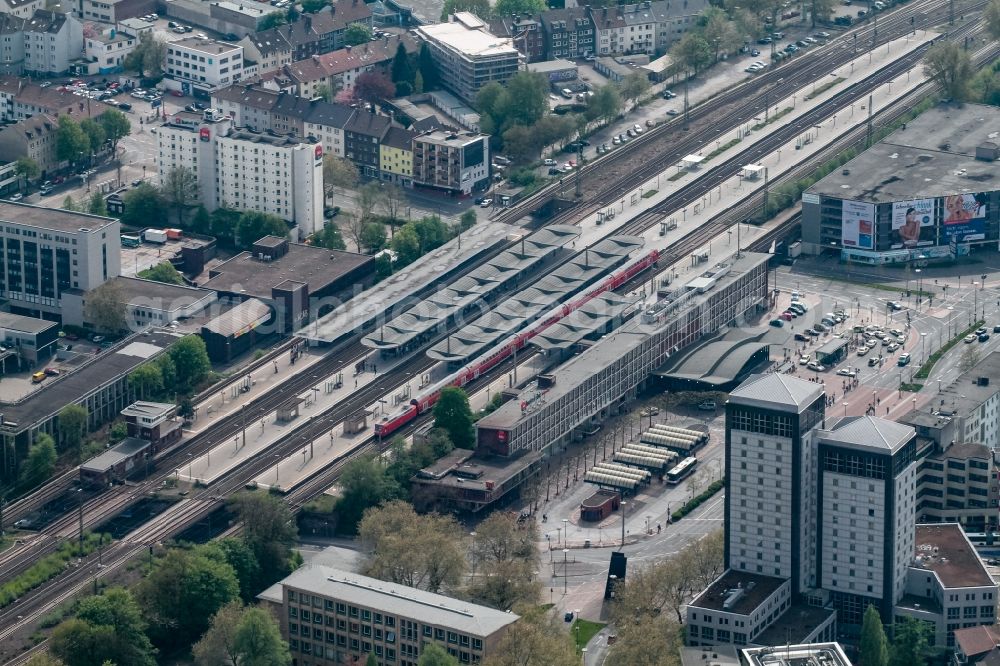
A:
806,361,826,372
697,401,717,411
479,198,492,207
769,319,784,328
964,334,977,343
837,368,857,377
663,89,677,99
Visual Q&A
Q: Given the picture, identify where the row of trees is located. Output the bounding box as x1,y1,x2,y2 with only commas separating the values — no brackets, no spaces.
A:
440,0,545,21
51,110,131,170
43,492,297,666
860,605,937,666
127,335,213,398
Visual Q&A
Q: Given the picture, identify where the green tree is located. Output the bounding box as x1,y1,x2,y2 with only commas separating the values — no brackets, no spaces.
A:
229,492,297,590
700,7,741,61
459,209,477,232
313,83,332,102
503,72,548,128
433,386,475,449
58,404,89,454
14,156,39,193
52,588,156,666
301,0,327,12
889,616,931,666
619,71,651,110
335,454,403,534
808,0,836,26
98,109,131,151
366,654,378,666
469,511,539,609
418,43,439,91
121,182,166,228
584,84,622,126
193,601,291,666
671,32,713,75
204,538,262,603
482,607,578,666
313,222,347,250
418,644,459,666
389,225,421,265
79,118,107,155
495,0,544,14
87,192,106,216
124,32,166,77
191,205,212,235
236,211,288,249
440,0,491,19
168,335,212,392
85,279,127,333
344,23,373,46
360,222,387,253
414,69,425,94
138,261,185,285
128,362,164,400
210,208,241,247
360,501,467,593
25,653,65,666
62,196,79,211
258,11,287,30
606,615,680,666
137,547,240,647
391,41,413,84
988,0,1000,40
285,4,300,22
56,116,90,165
860,605,889,666
156,353,177,391
18,433,57,489
923,41,973,103
322,154,359,200
161,166,200,225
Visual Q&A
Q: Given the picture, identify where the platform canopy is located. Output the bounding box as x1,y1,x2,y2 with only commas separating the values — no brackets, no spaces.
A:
741,164,765,180
681,154,705,169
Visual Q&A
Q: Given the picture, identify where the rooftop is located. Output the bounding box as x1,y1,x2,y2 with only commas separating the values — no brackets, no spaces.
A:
913,523,994,588
688,569,787,615
955,625,1000,658
114,276,215,307
740,642,852,666
0,330,182,432
24,9,67,35
416,17,519,59
80,437,151,473
226,127,318,146
818,416,915,454
412,448,544,491
653,328,784,386
728,372,825,414
202,298,272,337
269,34,415,83
807,103,1000,203
934,352,1000,416
525,58,577,74
0,312,58,335
0,201,118,234
415,129,488,147
752,605,840,646
203,243,372,300
169,37,242,54
266,564,520,637
530,292,637,351
120,401,176,420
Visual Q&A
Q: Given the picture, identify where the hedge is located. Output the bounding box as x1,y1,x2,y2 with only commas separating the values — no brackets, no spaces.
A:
671,478,725,522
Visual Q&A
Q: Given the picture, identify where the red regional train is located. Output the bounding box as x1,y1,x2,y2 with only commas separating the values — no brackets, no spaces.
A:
373,249,660,438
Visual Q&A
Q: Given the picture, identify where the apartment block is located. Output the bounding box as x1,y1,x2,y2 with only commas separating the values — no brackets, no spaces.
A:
0,201,120,319
0,0,44,20
164,37,244,94
23,9,83,75
415,12,522,105
539,7,594,60
82,26,137,75
156,114,324,238
259,564,519,665
915,441,998,531
411,129,489,195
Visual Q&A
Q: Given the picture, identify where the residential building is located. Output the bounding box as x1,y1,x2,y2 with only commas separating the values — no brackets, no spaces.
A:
120,400,182,448
815,416,919,624
344,111,390,178
23,9,83,76
0,75,116,122
260,34,417,99
380,126,415,186
915,441,998,531
953,624,1000,665
258,564,519,664
411,129,488,195
164,37,244,94
489,14,544,63
415,12,522,105
539,7,594,60
589,0,706,56
896,523,999,647
0,102,112,174
0,201,120,320
80,0,157,24
0,0,44,20
156,114,325,238
302,102,355,158
0,13,25,75
82,25,137,74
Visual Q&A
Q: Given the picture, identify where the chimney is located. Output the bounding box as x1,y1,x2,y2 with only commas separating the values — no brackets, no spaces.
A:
312,54,319,63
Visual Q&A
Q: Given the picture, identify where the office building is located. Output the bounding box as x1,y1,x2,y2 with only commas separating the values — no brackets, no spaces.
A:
0,311,57,362
411,129,489,195
164,37,245,94
801,104,1000,264
61,276,217,329
156,114,324,238
82,25,138,75
259,564,519,665
415,13,522,104
0,201,120,320
80,0,157,24
915,441,997,531
815,416,918,624
739,643,853,666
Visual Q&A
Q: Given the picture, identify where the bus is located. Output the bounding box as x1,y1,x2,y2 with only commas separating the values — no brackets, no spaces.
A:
121,234,141,248
667,456,698,485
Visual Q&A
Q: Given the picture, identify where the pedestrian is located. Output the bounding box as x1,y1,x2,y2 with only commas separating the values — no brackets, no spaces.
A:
886,406,890,415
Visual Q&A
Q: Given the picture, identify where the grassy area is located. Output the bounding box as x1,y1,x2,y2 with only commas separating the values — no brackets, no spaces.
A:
704,137,742,160
751,106,793,131
668,171,686,182
572,619,606,650
641,189,658,198
0,532,110,609
899,382,924,393
913,320,984,381
805,77,845,101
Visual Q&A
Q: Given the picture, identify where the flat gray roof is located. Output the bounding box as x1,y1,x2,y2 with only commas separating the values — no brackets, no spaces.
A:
807,103,1000,203
271,564,520,637
819,415,914,453
689,569,787,615
202,298,271,337
0,201,118,234
363,226,580,351
427,235,641,362
80,437,150,473
935,351,1000,417
116,277,215,305
0,312,57,335
915,523,994,588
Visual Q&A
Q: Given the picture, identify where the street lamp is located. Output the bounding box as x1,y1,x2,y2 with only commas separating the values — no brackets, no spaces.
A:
921,332,927,364
470,531,477,583
620,500,628,549
562,518,569,547
914,268,922,309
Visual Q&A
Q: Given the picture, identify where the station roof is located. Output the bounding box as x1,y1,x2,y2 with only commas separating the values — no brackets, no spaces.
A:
426,236,642,362
807,103,1000,203
530,292,636,351
653,328,785,386
363,226,580,352
80,437,151,473
202,298,272,338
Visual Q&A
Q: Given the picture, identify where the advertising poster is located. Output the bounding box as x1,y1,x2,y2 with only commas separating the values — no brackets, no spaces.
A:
942,193,988,242
842,200,875,249
890,199,935,249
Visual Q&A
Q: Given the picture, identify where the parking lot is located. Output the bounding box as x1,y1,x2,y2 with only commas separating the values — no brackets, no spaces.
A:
2,335,107,401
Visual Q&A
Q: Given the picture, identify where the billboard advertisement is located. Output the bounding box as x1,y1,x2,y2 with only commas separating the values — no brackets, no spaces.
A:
942,193,988,242
842,200,875,249
890,199,935,249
